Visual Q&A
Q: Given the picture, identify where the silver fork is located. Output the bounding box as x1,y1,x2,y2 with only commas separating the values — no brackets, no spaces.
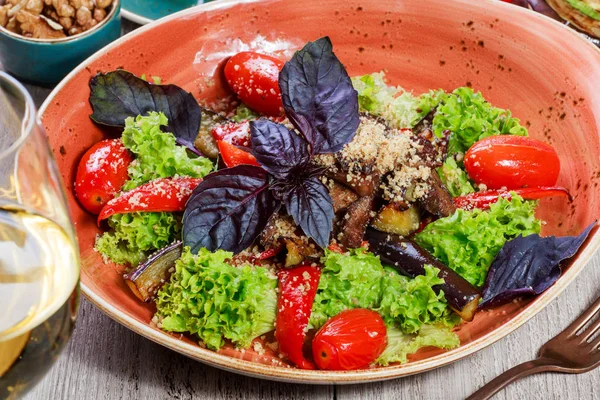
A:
468,295,600,400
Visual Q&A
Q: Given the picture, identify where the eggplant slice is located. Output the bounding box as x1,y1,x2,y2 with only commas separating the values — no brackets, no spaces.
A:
329,182,360,212
366,228,480,321
418,172,456,218
194,107,231,159
124,241,183,302
339,195,375,248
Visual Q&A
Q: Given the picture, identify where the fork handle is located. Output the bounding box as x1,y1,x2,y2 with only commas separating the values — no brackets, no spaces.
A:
467,357,557,400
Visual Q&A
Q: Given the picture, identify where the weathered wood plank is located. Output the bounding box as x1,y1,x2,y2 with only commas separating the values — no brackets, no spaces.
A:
23,300,334,400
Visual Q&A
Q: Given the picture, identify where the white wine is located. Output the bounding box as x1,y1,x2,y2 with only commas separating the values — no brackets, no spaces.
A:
0,206,80,399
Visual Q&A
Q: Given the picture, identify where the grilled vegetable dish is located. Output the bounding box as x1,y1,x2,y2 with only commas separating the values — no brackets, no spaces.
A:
76,37,595,370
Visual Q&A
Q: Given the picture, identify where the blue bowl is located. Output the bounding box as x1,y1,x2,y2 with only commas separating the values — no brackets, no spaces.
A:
0,0,121,86
122,0,212,24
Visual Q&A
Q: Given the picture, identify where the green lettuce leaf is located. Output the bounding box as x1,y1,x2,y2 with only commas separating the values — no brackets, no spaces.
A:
95,212,181,267
311,250,458,331
121,112,213,190
432,87,528,156
377,324,460,366
415,195,541,287
310,249,384,329
155,247,278,351
351,72,425,128
231,104,261,122
310,249,460,364
436,157,475,197
378,266,459,334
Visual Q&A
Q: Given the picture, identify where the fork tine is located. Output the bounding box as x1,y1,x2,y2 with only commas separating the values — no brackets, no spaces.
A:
580,318,600,343
590,335,600,351
563,296,600,338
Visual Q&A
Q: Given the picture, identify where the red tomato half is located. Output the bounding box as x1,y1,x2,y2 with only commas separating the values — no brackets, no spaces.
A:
224,51,284,116
211,121,251,146
312,309,387,370
75,139,132,214
464,135,560,190
217,140,260,168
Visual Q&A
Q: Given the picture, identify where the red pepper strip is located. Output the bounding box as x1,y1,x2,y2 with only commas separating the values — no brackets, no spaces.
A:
211,121,250,146
217,140,260,168
97,177,202,224
327,242,345,254
258,246,282,260
276,262,321,370
454,187,571,211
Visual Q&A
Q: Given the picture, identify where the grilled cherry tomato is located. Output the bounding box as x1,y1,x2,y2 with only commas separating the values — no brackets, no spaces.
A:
97,177,203,224
276,263,322,370
217,140,260,168
75,139,132,214
211,121,251,147
224,51,284,116
312,309,387,370
464,136,560,189
454,187,571,210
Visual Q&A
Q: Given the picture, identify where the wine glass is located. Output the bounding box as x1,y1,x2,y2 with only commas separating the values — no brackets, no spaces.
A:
0,72,80,399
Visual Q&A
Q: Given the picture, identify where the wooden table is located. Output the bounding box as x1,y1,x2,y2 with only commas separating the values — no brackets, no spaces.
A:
10,20,600,400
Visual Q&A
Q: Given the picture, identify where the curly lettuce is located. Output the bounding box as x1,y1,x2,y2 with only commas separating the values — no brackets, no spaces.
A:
415,195,541,287
121,112,213,190
433,87,528,156
231,104,260,122
377,324,460,366
351,72,426,128
437,157,475,197
310,249,384,328
310,249,459,364
95,212,181,267
378,266,459,334
155,247,278,351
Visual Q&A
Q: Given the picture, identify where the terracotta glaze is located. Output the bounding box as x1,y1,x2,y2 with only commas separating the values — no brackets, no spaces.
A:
39,0,600,384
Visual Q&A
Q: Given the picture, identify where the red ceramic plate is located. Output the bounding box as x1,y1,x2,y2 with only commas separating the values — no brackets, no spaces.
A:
39,0,600,384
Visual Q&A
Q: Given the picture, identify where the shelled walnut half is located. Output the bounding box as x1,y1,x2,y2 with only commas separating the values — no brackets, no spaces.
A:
0,0,114,39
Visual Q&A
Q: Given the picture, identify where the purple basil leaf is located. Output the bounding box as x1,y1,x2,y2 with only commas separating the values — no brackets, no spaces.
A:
183,165,280,254
279,36,360,154
89,70,202,156
283,177,334,248
480,221,597,309
250,119,310,179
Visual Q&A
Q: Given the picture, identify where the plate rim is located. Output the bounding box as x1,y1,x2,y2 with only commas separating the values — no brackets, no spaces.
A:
121,8,153,25
38,0,600,384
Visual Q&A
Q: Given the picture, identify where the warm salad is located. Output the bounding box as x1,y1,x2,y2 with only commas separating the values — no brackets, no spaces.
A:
75,37,595,370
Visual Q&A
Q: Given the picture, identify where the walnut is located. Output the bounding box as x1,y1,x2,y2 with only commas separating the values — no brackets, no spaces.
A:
44,8,58,20
14,10,65,38
67,24,79,35
92,6,104,22
52,0,74,17
24,0,43,14
58,14,70,28
1,0,112,38
0,5,8,26
95,0,110,9
5,14,17,30
70,0,93,9
74,4,89,25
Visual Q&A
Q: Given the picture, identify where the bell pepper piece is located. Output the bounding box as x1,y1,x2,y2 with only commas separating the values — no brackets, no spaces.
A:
454,187,571,210
97,177,202,224
217,140,260,168
275,262,321,369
